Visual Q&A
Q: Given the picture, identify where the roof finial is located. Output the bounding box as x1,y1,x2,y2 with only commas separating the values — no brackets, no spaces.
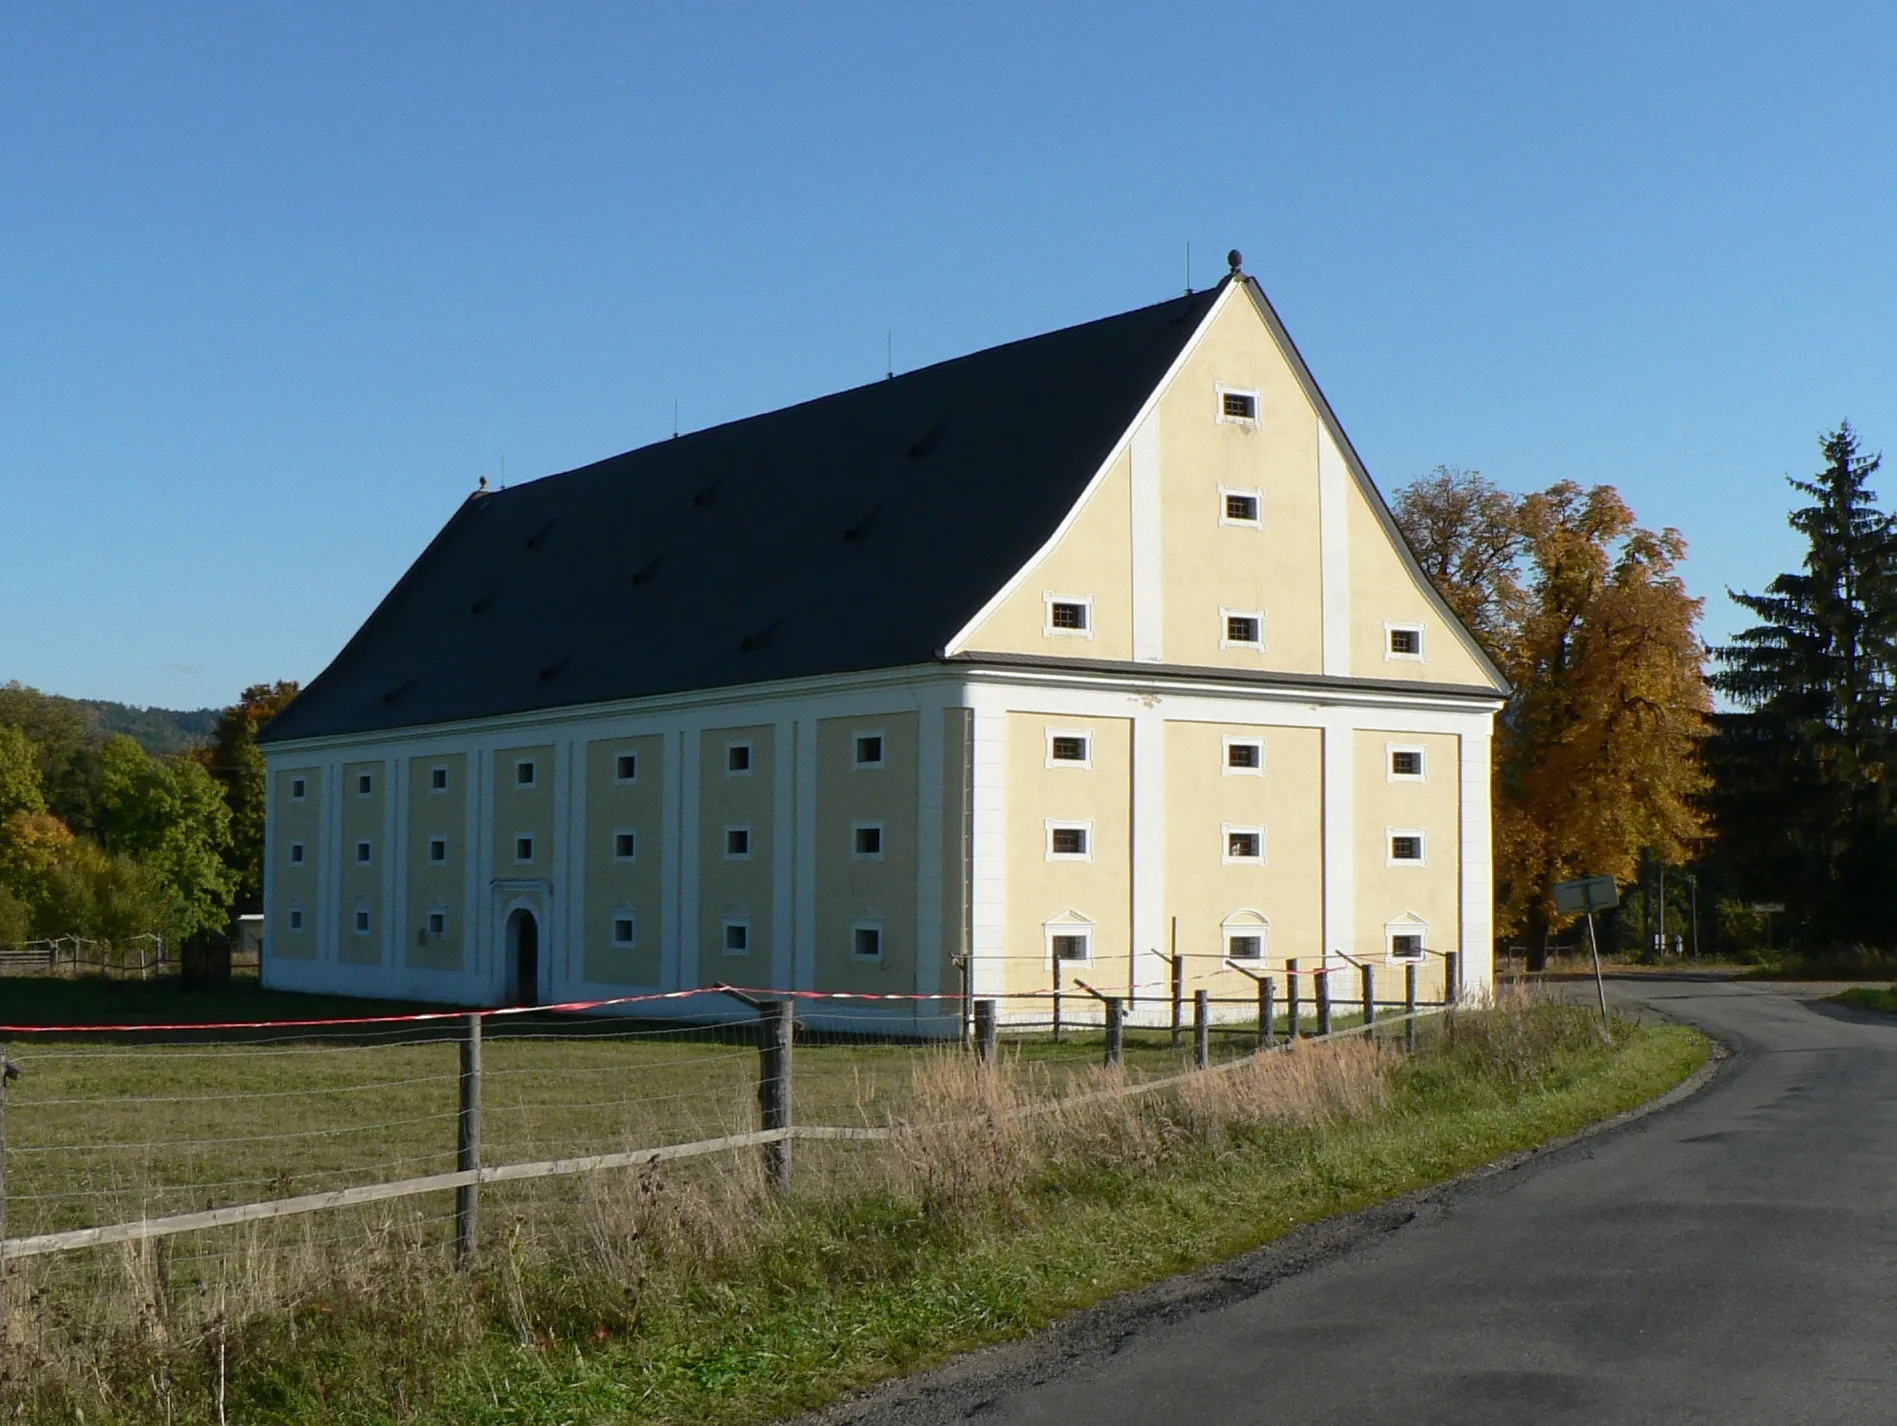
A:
1227,248,1244,277
477,475,489,493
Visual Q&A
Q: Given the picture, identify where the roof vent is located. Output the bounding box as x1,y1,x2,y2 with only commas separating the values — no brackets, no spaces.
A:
692,479,721,508
843,505,882,542
470,589,497,615
537,655,573,681
631,554,663,586
525,522,552,549
907,421,944,459
738,620,781,653
1227,249,1243,274
380,679,415,705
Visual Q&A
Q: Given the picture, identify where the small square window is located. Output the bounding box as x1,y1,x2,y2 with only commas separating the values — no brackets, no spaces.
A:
726,742,753,774
288,906,304,931
1222,611,1264,648
1048,824,1090,859
354,907,371,935
1389,832,1425,864
516,759,536,787
725,826,750,860
357,772,374,797
427,910,447,937
724,919,750,954
1387,625,1425,660
1220,390,1258,422
852,924,883,960
356,840,372,865
614,752,638,782
429,837,447,864
1225,828,1263,862
1051,933,1090,963
612,913,637,948
1389,747,1425,780
1389,933,1426,963
1050,734,1089,764
853,823,884,859
853,734,884,768
515,835,535,862
1221,489,1262,526
290,777,307,801
289,842,304,866
1227,934,1263,960
430,766,448,792
1045,596,1093,636
614,830,636,860
1225,738,1263,773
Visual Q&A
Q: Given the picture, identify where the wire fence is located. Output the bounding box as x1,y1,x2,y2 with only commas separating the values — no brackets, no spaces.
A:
0,935,176,979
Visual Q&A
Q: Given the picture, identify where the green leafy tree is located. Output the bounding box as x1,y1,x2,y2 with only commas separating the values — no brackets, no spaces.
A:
94,735,234,940
203,681,300,914
0,725,46,818
1711,422,1897,943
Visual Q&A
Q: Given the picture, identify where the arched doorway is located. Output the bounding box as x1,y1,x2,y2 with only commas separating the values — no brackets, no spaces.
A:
506,907,540,1006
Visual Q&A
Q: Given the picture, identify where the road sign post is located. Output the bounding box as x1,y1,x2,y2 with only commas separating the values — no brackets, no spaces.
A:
1555,876,1618,1038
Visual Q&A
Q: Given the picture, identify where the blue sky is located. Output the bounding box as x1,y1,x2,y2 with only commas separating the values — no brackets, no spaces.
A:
5,3,1895,709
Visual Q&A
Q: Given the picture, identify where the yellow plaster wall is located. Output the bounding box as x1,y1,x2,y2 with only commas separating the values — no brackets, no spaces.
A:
270,767,321,960
940,707,972,988
1004,712,1131,997
957,449,1134,661
406,754,467,972
814,713,918,992
1353,730,1461,1002
1156,294,1325,673
492,745,556,884
583,735,666,986
338,760,385,966
1162,720,1324,998
1345,478,1494,686
698,724,775,983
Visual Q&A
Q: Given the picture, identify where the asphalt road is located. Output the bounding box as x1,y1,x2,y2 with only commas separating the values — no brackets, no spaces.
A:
840,979,1897,1426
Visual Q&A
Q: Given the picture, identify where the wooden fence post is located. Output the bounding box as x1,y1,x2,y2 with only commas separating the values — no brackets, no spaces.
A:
973,999,998,1065
0,1051,13,1333
1316,965,1332,1037
1287,958,1301,1040
1405,963,1418,1053
1193,989,1209,1069
1104,997,1124,1068
1361,963,1377,1038
1170,952,1185,1048
1445,950,1462,1007
1257,975,1275,1052
455,1015,481,1267
759,1000,794,1193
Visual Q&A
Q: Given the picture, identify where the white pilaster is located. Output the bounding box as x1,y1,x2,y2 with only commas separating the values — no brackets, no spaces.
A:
679,729,701,988
1322,717,1355,964
915,692,946,997
1131,411,1164,662
1131,700,1167,996
386,756,404,972
967,701,1010,999
1318,423,1352,676
660,729,682,991
794,717,818,989
563,737,585,991
1458,727,1494,998
772,717,796,989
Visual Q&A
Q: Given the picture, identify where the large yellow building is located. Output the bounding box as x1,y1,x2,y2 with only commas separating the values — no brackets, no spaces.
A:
259,262,1507,1025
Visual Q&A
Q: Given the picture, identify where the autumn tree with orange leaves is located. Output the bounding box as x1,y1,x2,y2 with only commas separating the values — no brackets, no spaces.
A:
1395,471,1711,967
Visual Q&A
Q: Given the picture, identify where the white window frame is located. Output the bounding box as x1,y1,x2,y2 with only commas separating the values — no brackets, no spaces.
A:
612,828,637,863
725,741,754,776
1385,916,1429,964
515,758,537,788
290,776,307,802
613,751,639,784
429,764,449,793
425,904,448,939
1223,735,1265,776
1216,383,1261,427
1218,484,1264,528
355,839,372,866
287,902,305,932
1222,910,1270,963
850,917,885,961
356,772,374,798
852,731,886,769
1384,622,1426,662
1222,823,1266,866
1042,592,1095,639
513,833,535,865
1043,913,1096,968
289,841,305,867
722,916,751,955
611,907,638,949
1387,743,1427,782
1045,819,1094,863
353,903,371,936
1387,828,1427,867
724,824,752,861
428,836,447,865
1220,607,1266,651
1045,727,1094,769
851,821,885,862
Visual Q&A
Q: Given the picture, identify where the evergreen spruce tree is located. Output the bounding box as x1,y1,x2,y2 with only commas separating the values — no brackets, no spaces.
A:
1711,423,1897,943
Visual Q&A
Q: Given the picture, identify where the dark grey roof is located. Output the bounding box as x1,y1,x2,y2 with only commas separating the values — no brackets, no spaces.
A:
263,283,1226,743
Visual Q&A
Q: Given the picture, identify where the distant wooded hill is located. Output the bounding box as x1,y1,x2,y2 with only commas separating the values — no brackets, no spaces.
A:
2,684,218,756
